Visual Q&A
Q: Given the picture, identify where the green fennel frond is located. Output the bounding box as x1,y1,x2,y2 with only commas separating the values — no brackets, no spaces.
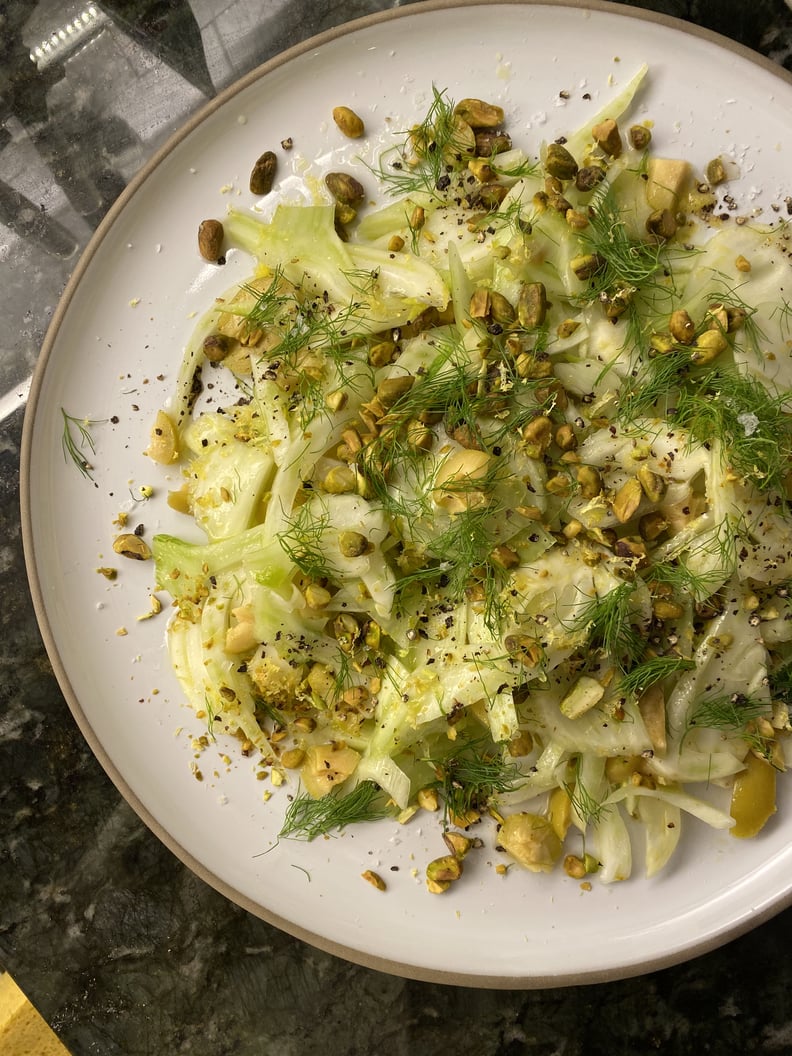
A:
686,692,773,756
61,408,101,481
565,758,611,826
279,780,392,840
425,738,524,824
768,657,792,706
672,368,792,493
370,86,468,198
567,582,645,671
277,502,336,582
617,655,696,698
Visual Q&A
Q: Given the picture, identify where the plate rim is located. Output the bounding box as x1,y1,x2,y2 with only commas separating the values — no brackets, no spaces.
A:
19,0,792,988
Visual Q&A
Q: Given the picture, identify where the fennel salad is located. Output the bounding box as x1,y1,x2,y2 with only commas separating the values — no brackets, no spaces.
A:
143,68,792,892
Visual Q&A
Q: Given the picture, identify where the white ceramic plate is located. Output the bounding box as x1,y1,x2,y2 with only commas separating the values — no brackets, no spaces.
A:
22,0,792,987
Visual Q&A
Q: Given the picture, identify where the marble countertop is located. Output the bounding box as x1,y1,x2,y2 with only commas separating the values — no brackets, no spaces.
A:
4,1,792,1052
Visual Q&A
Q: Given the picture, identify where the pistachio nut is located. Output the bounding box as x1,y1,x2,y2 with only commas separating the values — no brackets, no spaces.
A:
325,171,365,204
468,157,495,183
112,534,151,561
637,465,666,503
338,530,369,558
490,290,515,325
575,164,606,193
469,287,491,320
376,374,414,408
653,599,685,621
592,117,623,158
646,208,677,241
545,142,579,181
570,253,606,281
333,613,361,651
417,787,440,812
504,635,543,668
611,477,643,524
489,545,520,570
474,129,512,156
202,332,232,363
521,414,553,456
443,831,475,859
706,156,727,186
454,97,504,129
426,854,463,884
361,870,387,891
639,511,668,541
304,584,332,609
197,219,224,263
576,465,603,499
629,124,652,151
691,329,728,365
332,105,365,139
517,282,548,329
322,465,357,493
249,151,277,195
668,309,696,345
555,423,578,451
545,472,571,496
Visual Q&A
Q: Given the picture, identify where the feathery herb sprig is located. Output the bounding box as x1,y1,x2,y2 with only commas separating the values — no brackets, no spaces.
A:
704,282,764,361
579,184,689,353
648,559,728,602
768,657,792,706
648,516,740,601
370,86,467,199
277,502,336,582
686,692,772,756
279,780,392,840
425,738,524,823
392,497,510,634
238,268,294,335
584,185,668,289
61,409,101,481
672,368,792,492
618,350,792,493
568,582,645,672
617,655,696,698
565,758,610,826
250,286,372,428
617,349,693,423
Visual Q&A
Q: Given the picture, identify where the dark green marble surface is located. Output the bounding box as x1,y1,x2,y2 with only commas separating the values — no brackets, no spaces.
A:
3,2,792,1053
